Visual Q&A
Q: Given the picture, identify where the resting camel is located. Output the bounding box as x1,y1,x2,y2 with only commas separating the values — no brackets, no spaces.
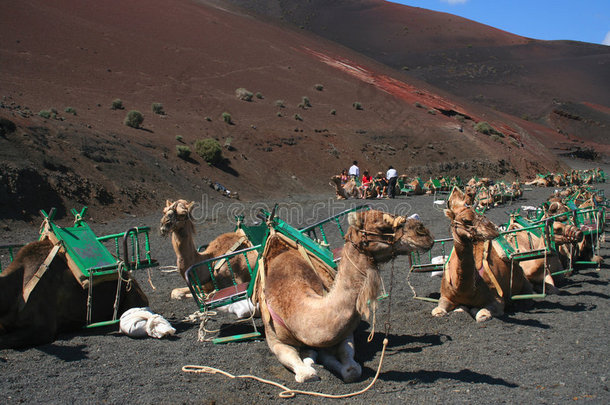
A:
0,239,148,349
256,210,434,382
433,188,533,322
506,217,583,293
330,176,360,199
160,200,256,301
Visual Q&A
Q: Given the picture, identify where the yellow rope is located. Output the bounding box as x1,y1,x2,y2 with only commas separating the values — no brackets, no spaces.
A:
182,337,389,399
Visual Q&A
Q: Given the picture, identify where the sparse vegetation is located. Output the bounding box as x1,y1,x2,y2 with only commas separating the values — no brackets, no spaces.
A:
111,99,124,110
152,103,165,115
235,88,253,101
474,121,504,137
330,109,337,115
175,135,183,142
194,138,223,165
277,112,283,117
205,116,212,122
314,84,324,91
352,102,363,110
124,110,144,128
427,109,436,115
221,112,233,124
64,107,77,115
176,145,191,159
294,114,303,121
300,96,311,109
255,92,264,99
275,100,285,108
38,110,55,119
414,102,423,108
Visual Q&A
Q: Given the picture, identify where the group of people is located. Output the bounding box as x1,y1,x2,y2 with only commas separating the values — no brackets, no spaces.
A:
339,161,399,199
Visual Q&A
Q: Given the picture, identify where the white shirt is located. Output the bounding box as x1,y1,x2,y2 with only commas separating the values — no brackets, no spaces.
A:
386,168,397,180
349,164,360,177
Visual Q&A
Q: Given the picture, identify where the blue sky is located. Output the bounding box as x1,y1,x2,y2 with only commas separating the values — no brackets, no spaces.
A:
390,0,610,45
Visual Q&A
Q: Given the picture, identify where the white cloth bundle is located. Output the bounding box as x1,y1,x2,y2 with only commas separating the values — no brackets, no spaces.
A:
216,299,259,319
119,307,176,339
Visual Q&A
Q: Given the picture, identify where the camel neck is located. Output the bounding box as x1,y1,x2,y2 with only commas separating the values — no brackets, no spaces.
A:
449,236,478,288
171,223,201,277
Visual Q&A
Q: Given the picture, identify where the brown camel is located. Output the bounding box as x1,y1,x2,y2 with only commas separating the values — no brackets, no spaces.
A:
506,218,583,293
160,200,256,300
0,239,148,349
330,175,360,199
433,188,533,322
256,210,434,382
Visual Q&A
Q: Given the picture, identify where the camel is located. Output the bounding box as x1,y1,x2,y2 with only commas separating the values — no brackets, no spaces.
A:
525,176,552,187
330,175,360,199
256,210,434,382
432,188,533,322
506,218,583,293
0,238,148,349
160,200,256,301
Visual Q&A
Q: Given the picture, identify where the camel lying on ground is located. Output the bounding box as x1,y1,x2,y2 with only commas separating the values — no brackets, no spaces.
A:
0,239,148,349
256,210,434,382
433,188,533,322
506,218,583,293
329,176,360,199
160,200,257,302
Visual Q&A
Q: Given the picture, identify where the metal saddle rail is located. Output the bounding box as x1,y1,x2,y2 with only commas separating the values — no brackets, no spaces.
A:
410,237,453,273
185,244,261,312
0,244,23,273
97,226,158,271
299,205,370,251
496,218,556,262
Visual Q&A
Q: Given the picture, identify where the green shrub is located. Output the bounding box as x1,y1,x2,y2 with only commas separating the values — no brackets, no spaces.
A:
275,100,285,108
194,138,223,165
205,116,212,122
64,107,77,115
176,145,191,159
294,114,303,121
474,121,504,137
314,84,324,91
255,92,264,99
352,102,363,110
235,88,253,101
175,135,183,142
330,109,337,115
414,102,423,108
277,112,283,117
38,110,52,119
221,112,232,124
302,96,312,108
152,102,165,115
111,99,124,110
124,110,144,128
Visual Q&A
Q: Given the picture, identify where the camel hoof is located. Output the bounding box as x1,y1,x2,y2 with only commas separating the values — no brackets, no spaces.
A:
475,309,492,322
545,284,560,295
593,255,603,264
341,362,362,383
454,306,468,313
431,307,447,317
295,365,319,383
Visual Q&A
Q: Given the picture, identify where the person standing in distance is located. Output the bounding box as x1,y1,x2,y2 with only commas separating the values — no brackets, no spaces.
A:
386,165,398,199
348,161,360,179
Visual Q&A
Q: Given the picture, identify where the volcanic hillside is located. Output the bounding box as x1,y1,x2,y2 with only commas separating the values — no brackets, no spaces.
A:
227,0,610,155
0,0,584,220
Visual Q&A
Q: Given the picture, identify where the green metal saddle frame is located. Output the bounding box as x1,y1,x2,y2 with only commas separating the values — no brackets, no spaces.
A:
37,207,157,328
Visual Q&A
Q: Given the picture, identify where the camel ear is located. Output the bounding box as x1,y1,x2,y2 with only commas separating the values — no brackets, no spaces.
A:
348,211,363,228
549,202,558,213
444,209,455,221
186,201,195,212
166,200,173,208
447,187,464,209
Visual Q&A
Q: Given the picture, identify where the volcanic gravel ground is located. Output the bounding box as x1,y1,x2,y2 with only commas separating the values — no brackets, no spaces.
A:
1,161,609,404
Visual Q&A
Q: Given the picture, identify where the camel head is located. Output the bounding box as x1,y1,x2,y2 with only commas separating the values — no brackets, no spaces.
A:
543,201,570,221
160,199,195,236
346,210,434,262
445,188,499,243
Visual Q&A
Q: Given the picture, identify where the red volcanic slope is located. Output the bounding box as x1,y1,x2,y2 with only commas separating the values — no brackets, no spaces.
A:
0,0,571,218
228,0,610,153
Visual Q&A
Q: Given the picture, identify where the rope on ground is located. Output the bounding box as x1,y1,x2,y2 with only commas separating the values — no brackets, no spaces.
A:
182,337,389,399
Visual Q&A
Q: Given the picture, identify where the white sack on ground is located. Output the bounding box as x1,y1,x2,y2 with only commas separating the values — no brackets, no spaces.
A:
120,307,176,339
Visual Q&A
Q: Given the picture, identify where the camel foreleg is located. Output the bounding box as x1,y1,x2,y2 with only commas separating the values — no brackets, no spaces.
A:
431,296,457,317
318,334,362,382
264,324,319,383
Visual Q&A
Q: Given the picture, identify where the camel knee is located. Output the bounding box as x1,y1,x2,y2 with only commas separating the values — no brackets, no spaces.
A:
170,287,192,300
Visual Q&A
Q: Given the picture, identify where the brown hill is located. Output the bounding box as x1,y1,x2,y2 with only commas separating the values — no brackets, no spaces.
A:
227,0,610,154
0,0,578,220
